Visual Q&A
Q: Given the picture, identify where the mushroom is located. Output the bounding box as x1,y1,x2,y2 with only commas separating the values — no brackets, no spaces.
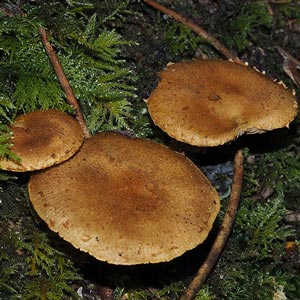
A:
28,131,220,265
146,59,298,147
0,109,84,172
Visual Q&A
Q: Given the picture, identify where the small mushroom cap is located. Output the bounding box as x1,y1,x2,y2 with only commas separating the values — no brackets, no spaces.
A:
147,59,298,147
0,109,84,171
28,131,220,265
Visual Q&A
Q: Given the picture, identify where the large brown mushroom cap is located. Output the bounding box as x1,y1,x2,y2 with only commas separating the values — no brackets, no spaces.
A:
147,59,298,147
28,131,220,265
0,109,84,171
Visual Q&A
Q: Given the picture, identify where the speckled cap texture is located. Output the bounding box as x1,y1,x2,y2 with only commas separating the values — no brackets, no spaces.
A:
28,131,220,265
0,109,84,171
147,59,298,147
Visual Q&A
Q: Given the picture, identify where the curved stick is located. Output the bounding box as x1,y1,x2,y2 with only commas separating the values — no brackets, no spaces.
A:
143,2,245,298
39,27,91,138
179,149,244,300
144,0,243,64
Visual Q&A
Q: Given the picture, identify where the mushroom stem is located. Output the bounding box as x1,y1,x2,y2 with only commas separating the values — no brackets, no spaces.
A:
143,0,243,64
39,27,91,138
179,149,244,300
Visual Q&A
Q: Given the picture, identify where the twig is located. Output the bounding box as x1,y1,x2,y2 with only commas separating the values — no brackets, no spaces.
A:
143,2,245,298
179,149,244,300
143,0,243,64
39,27,91,138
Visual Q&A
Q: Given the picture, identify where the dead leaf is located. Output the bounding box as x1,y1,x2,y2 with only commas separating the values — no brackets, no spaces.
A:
285,210,300,224
277,46,300,86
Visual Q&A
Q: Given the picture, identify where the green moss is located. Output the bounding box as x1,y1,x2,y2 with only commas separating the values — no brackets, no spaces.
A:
206,136,300,300
0,1,299,299
21,231,81,300
236,195,292,262
272,1,300,28
0,229,81,299
0,0,142,163
164,22,204,56
222,2,273,52
114,282,215,300
0,124,19,166
0,182,81,299
214,264,293,300
244,136,300,209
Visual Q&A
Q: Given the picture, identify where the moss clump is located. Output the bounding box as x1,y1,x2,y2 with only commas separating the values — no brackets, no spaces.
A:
0,1,300,299
0,0,147,165
206,136,300,300
223,2,273,53
164,22,204,56
0,182,82,299
0,228,82,299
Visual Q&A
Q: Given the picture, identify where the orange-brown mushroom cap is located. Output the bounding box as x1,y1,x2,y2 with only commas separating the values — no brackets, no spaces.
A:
147,59,298,147
0,109,84,171
28,131,220,265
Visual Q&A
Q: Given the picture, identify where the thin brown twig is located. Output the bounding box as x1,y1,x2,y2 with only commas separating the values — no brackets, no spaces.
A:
179,149,244,300
143,0,243,64
143,2,245,298
39,27,91,138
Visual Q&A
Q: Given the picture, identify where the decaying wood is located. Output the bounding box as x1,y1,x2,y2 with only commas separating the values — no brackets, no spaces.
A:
179,149,244,300
144,0,243,64
39,27,91,138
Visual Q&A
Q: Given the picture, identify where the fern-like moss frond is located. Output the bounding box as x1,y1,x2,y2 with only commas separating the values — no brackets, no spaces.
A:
224,2,273,52
0,12,73,114
73,15,132,66
12,75,70,112
0,95,14,122
0,13,43,70
88,99,132,133
236,194,292,261
21,231,81,299
95,0,133,25
0,226,81,299
0,124,18,160
164,22,204,56
63,15,137,133
0,3,137,162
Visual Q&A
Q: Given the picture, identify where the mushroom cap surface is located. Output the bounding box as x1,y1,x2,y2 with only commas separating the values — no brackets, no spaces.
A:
0,109,84,171
147,59,298,147
28,131,220,265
